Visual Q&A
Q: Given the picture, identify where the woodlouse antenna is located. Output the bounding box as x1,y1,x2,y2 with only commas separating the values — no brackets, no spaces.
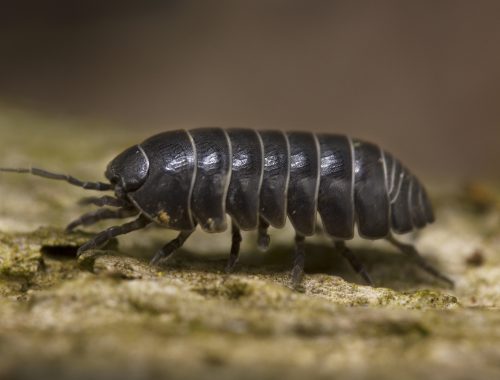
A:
0,167,112,191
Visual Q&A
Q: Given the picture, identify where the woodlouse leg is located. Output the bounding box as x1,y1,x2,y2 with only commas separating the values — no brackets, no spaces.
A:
315,223,324,235
291,234,306,288
386,234,454,287
150,230,195,266
78,196,127,208
66,208,137,232
225,222,242,273
334,240,373,286
76,215,151,256
257,218,270,252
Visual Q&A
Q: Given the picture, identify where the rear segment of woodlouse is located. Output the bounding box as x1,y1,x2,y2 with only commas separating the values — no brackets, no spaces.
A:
0,128,451,287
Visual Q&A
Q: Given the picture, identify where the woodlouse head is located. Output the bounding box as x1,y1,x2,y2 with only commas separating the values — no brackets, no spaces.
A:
105,145,150,195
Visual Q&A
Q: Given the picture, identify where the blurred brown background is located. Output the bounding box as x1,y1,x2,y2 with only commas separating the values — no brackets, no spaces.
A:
0,0,499,179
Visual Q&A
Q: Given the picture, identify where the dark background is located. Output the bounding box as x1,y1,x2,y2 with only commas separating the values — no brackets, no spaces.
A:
1,0,499,179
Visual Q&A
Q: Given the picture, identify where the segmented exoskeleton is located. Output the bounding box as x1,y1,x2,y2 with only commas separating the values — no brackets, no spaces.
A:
0,128,453,287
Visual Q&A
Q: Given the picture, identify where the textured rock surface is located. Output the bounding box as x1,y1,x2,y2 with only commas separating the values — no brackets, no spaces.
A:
1,109,500,379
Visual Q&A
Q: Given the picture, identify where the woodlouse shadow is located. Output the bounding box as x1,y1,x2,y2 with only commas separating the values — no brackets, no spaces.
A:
35,226,450,292
136,239,451,292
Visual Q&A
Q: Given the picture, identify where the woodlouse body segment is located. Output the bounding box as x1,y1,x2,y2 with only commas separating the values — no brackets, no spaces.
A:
129,130,196,230
189,128,232,233
258,130,290,228
286,131,321,237
353,140,390,239
317,134,354,239
0,127,453,287
225,129,264,231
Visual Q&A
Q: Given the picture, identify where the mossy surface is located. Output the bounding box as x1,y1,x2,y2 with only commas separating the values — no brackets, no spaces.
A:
1,109,500,379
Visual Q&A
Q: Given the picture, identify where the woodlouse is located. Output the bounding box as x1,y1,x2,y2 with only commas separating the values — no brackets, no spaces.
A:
0,128,453,287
